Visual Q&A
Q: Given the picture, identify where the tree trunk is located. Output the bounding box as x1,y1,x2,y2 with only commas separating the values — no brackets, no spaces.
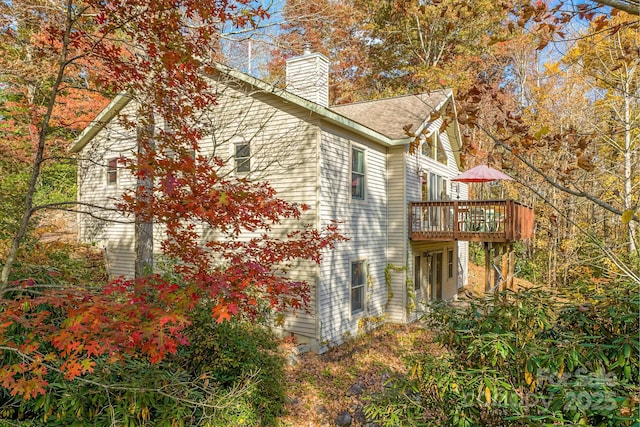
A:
134,109,155,278
623,76,637,255
0,1,74,295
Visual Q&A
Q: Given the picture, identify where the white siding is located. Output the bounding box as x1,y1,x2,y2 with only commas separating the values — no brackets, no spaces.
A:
77,77,321,341
77,102,139,278
405,119,469,321
196,78,321,340
76,73,469,353
386,146,408,323
317,125,388,348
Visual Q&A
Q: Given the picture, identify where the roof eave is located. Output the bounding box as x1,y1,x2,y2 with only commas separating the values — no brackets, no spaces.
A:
70,93,132,153
413,89,453,137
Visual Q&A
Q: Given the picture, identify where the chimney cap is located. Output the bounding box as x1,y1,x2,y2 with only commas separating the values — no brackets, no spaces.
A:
302,42,312,55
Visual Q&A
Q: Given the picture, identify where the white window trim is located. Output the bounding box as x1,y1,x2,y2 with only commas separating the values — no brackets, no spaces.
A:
350,259,367,318
350,143,367,201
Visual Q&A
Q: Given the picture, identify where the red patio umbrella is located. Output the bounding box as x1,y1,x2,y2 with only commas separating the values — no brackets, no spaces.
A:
451,164,513,183
452,165,513,199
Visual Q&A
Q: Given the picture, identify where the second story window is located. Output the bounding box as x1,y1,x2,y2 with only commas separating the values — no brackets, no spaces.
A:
234,142,250,173
435,133,448,165
422,132,448,165
351,147,365,200
421,136,433,158
107,158,118,185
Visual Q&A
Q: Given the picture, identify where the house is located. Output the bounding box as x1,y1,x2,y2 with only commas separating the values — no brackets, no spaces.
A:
71,50,470,352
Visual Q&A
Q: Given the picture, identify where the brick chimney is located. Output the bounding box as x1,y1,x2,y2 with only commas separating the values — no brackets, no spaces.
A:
285,45,329,107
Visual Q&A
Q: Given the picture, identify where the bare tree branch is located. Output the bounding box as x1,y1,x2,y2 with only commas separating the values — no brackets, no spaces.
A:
477,124,640,223
593,0,639,15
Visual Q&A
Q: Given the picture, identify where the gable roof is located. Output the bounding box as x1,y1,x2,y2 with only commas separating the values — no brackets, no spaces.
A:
70,64,456,153
330,92,450,140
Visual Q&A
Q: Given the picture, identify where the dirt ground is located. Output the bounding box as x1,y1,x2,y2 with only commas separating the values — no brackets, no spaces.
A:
279,262,532,426
279,322,440,427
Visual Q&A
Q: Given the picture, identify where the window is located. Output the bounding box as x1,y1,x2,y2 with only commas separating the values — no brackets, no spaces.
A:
448,249,454,279
351,261,366,315
427,173,448,201
422,132,447,165
234,142,250,172
107,158,118,185
414,255,421,290
435,133,448,165
351,147,365,199
421,136,433,158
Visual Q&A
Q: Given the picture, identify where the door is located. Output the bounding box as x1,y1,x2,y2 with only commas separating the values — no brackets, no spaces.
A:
429,252,443,300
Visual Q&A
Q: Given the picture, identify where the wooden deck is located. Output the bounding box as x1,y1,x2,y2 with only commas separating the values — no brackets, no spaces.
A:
409,200,534,243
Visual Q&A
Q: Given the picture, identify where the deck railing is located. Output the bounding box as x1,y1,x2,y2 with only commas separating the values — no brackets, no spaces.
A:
409,200,534,243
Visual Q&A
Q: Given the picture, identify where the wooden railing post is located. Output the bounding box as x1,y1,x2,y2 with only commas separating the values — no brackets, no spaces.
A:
453,201,458,240
506,200,514,241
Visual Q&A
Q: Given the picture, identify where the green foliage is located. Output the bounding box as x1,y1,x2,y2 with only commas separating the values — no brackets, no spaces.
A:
0,165,29,240
176,309,287,426
468,242,485,267
5,240,107,287
0,157,75,241
34,161,77,207
0,356,254,426
366,281,640,426
0,312,287,426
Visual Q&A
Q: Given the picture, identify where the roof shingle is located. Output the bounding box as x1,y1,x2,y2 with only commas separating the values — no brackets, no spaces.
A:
330,91,449,140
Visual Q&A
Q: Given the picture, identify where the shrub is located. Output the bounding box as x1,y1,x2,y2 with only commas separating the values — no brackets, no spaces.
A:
176,309,287,426
366,281,639,426
0,312,287,426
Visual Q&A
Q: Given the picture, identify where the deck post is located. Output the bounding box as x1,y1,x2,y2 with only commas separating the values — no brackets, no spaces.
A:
501,244,509,291
484,242,492,292
508,244,515,289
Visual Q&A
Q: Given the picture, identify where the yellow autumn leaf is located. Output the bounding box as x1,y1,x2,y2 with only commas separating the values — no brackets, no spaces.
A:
534,125,550,140
525,370,537,391
621,209,635,224
524,371,534,385
485,386,492,405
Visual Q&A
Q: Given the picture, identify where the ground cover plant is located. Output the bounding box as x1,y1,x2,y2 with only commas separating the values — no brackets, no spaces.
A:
365,279,640,426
